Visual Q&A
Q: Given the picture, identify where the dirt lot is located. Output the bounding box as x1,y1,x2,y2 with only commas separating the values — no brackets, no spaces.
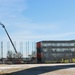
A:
0,63,75,75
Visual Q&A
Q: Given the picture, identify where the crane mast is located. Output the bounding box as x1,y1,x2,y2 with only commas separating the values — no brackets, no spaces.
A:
0,22,17,54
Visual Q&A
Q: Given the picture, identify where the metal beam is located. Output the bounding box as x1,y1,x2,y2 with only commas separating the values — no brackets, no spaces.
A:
0,22,17,53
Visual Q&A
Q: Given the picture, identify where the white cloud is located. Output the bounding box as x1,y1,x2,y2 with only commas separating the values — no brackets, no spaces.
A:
0,0,75,58
1,31,75,42
1,20,75,42
0,0,27,20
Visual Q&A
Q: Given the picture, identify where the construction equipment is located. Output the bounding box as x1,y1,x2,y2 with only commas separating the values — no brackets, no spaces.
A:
0,22,17,54
0,22,24,64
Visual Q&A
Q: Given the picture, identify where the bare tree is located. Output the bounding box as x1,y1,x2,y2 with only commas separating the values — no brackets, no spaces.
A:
13,52,23,58
7,51,23,60
7,50,13,61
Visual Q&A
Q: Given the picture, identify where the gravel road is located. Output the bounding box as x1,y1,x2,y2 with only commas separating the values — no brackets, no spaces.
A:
0,63,75,75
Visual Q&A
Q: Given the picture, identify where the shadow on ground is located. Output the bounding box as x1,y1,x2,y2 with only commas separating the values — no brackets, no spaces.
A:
1,64,75,75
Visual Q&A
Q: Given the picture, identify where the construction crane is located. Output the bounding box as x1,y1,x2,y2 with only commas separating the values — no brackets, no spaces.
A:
0,22,17,54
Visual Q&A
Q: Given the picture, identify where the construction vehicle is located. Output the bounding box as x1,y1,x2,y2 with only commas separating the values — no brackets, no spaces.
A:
0,22,22,63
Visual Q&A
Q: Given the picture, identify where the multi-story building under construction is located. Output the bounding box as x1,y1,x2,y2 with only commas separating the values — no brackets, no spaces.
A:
36,40,75,63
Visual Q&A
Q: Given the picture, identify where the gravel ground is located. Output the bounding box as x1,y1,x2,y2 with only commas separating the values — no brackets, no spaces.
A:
0,63,75,75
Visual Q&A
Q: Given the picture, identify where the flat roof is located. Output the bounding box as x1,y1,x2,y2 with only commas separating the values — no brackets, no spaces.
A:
37,40,75,43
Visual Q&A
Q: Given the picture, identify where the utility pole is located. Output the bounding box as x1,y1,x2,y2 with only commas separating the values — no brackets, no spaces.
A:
7,41,10,52
20,41,23,57
28,41,29,58
1,41,3,63
26,42,27,58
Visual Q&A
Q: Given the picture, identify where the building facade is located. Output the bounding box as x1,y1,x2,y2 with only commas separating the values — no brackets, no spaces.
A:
36,40,75,63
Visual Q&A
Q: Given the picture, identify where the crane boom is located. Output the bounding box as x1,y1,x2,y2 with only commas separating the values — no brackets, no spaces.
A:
0,22,17,54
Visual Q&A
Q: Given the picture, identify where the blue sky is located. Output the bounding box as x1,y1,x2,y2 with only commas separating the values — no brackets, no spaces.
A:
0,0,75,57
0,0,75,42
